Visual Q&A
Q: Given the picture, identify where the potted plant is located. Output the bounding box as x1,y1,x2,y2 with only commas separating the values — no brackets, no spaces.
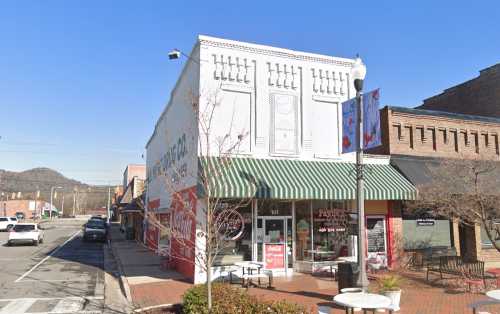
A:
378,275,403,311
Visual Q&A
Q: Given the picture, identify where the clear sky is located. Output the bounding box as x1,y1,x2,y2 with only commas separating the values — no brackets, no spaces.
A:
1,0,499,185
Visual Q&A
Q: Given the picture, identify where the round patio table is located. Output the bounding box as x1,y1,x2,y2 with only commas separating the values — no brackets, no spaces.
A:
334,292,393,314
486,289,500,300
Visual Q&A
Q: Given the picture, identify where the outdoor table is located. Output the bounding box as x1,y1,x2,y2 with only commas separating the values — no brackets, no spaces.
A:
235,261,263,275
486,289,500,300
333,292,393,314
234,261,268,288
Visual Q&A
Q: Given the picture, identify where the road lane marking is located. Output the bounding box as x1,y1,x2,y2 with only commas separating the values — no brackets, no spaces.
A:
15,230,81,283
0,298,36,314
51,297,84,313
0,296,103,302
20,279,90,282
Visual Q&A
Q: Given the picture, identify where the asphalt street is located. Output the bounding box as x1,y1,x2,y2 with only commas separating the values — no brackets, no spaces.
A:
0,219,105,314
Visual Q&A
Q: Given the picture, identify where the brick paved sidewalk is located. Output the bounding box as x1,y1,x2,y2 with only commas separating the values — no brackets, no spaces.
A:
107,228,500,314
247,271,500,314
108,224,192,309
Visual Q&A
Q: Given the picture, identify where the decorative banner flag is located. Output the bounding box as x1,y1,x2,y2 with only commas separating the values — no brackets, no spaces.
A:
342,89,382,154
341,98,358,154
363,89,382,150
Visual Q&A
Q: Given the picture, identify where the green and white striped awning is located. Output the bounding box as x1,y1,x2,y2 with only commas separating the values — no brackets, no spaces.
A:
200,157,416,200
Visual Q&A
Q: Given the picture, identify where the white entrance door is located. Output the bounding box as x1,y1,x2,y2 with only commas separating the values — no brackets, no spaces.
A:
260,216,292,271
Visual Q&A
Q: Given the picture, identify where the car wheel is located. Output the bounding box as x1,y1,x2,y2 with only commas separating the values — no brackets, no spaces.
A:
39,238,43,244
33,240,39,246
7,241,12,246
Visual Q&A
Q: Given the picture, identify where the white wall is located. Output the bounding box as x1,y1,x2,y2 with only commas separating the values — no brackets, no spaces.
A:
197,35,359,162
146,45,200,211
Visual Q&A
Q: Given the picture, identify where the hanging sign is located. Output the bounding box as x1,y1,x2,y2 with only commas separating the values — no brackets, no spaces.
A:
416,218,435,226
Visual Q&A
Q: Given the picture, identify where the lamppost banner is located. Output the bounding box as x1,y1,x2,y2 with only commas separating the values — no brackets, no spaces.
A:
341,89,381,153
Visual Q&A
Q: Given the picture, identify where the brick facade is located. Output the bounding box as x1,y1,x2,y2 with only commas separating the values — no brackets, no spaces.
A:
418,63,500,118
370,106,500,161
372,106,500,267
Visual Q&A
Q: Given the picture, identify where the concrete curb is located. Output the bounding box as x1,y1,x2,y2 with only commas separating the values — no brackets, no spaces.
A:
107,238,134,304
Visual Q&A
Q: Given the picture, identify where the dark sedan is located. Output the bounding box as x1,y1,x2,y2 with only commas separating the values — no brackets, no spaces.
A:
83,219,107,242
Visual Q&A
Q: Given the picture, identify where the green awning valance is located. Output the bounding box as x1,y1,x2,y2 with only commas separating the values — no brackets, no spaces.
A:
200,157,416,200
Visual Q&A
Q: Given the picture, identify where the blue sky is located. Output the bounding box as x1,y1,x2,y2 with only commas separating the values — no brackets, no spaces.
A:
1,1,499,185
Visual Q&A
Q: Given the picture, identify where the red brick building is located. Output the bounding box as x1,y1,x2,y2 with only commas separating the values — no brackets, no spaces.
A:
369,105,500,267
418,63,500,118
372,106,500,161
1,200,52,219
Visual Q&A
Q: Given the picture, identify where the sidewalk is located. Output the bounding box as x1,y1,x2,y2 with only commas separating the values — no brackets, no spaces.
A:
247,271,500,313
108,224,192,310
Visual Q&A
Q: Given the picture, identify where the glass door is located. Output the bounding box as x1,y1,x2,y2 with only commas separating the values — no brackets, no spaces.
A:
263,218,286,270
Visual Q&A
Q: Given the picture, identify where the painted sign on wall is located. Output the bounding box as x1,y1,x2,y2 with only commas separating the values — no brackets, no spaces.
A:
170,186,197,279
342,89,381,153
265,243,285,269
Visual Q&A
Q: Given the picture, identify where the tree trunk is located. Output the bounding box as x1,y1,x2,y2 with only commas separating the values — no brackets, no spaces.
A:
207,267,212,310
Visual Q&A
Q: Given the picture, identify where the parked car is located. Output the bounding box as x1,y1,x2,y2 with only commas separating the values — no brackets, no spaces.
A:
83,219,107,242
8,223,44,246
15,212,25,220
89,215,109,228
0,217,18,231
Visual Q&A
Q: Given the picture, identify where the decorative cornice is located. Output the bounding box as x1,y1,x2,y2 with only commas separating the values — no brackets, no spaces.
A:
199,35,354,67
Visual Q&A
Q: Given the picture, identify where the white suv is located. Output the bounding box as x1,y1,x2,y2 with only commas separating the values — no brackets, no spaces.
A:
8,223,44,246
0,217,17,231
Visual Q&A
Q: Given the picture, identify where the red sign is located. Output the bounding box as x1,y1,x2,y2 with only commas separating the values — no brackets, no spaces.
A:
265,244,285,269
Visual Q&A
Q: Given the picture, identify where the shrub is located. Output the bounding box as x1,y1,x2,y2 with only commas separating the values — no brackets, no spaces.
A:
377,274,404,292
182,283,309,314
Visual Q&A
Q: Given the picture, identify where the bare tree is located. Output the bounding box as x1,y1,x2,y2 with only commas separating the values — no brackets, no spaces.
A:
146,87,254,310
414,158,500,252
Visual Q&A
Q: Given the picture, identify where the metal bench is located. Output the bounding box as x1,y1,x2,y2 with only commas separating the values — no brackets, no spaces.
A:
427,256,492,290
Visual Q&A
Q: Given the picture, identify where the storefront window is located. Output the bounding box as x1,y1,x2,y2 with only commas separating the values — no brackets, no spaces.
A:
158,213,171,256
295,201,311,261
481,223,500,248
311,200,350,261
213,200,252,266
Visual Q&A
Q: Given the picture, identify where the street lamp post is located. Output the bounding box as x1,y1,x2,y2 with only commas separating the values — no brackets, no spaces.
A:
50,186,63,219
351,56,369,290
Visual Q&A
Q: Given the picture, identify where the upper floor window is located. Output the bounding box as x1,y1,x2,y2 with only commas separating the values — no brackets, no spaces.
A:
270,93,298,155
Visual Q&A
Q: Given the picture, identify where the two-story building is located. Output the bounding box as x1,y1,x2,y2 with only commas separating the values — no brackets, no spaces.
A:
145,35,417,283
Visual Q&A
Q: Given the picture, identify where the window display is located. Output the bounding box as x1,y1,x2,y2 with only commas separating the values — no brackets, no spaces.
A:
213,200,252,266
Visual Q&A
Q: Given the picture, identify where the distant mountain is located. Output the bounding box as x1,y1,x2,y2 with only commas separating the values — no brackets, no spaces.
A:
0,168,110,213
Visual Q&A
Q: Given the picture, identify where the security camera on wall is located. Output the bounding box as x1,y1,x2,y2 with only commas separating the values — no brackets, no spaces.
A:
168,50,181,60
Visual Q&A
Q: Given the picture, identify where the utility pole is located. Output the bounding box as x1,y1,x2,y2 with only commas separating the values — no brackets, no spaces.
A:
1,192,5,216
61,194,65,217
72,189,76,217
34,189,40,219
50,186,62,219
107,184,111,224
